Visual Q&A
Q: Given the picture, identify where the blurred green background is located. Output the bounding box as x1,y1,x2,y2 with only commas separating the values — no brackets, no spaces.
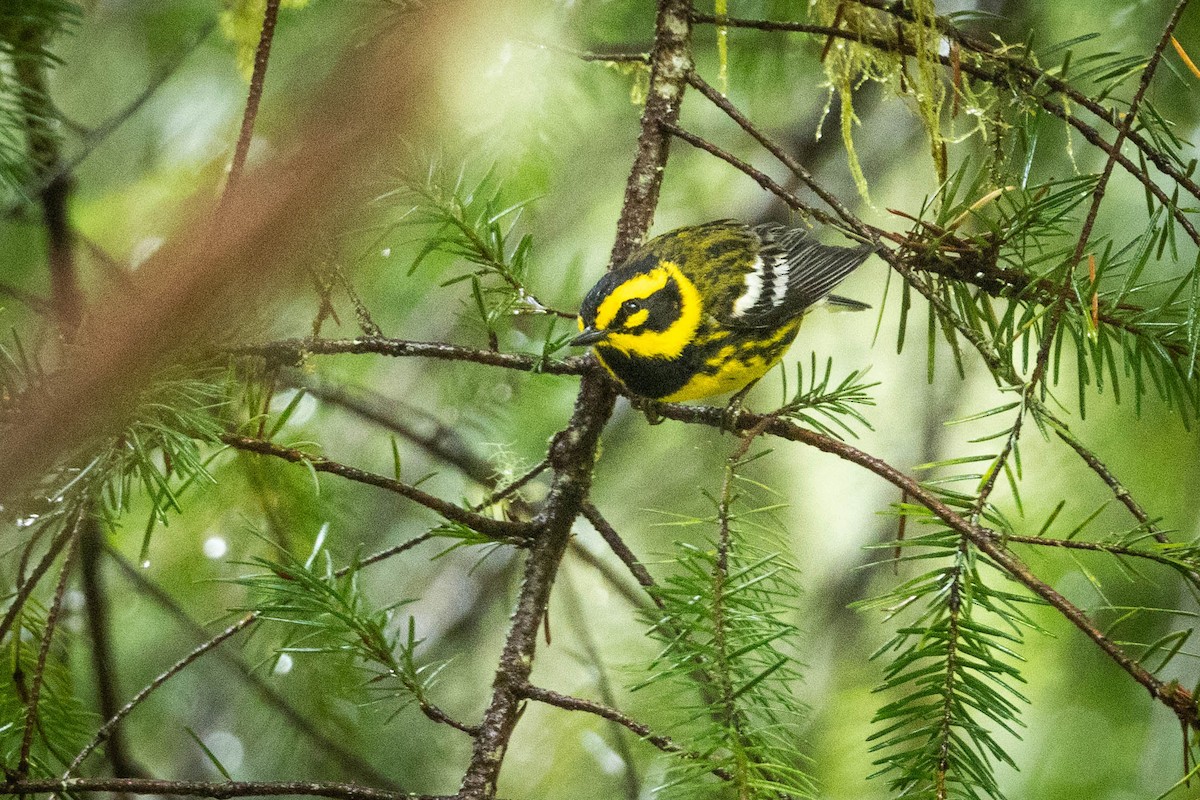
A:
4,0,1200,798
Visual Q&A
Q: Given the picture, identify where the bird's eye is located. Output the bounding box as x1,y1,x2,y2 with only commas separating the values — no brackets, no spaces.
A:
622,299,642,313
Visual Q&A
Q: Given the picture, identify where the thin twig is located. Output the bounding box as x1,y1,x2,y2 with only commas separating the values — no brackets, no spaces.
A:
18,533,81,777
66,614,257,776
662,121,828,222
515,38,650,64
78,513,143,778
228,0,282,187
234,336,588,376
0,512,82,645
286,372,494,485
650,400,1200,730
686,72,865,235
221,434,532,541
469,458,550,513
519,683,711,767
581,502,660,605
1029,0,1190,394
5,778,432,800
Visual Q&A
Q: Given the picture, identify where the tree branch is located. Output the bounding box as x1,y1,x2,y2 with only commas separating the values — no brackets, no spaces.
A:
103,548,407,790
228,0,282,188
234,336,588,376
18,533,80,777
609,0,694,265
650,400,1200,731
221,434,532,541
3,778,433,800
66,614,257,776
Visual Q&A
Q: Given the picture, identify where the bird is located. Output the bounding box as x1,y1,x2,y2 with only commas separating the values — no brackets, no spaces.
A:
570,219,873,403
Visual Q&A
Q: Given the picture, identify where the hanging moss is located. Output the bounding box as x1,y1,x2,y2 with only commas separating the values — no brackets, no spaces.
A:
811,0,1006,203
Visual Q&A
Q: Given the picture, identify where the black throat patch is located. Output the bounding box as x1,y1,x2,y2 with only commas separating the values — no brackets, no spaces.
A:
595,345,697,399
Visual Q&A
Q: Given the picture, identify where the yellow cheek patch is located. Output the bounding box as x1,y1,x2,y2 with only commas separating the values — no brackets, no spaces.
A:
599,261,702,360
624,308,650,328
595,268,670,329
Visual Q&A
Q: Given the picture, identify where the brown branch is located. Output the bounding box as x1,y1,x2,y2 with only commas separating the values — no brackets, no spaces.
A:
650,400,1200,730
519,683,696,763
2,778,433,800
581,502,660,605
1046,415,1158,532
685,71,865,235
228,0,282,188
609,0,694,265
235,336,588,376
675,32,1194,561
18,533,80,777
458,377,618,799
1029,0,1191,394
564,534,650,611
221,434,532,541
662,121,829,222
974,0,1195,540
457,0,692,790
66,614,256,776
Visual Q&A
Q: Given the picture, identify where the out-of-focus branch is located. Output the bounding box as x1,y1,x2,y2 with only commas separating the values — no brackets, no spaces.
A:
0,0,484,502
103,549,406,789
66,614,256,776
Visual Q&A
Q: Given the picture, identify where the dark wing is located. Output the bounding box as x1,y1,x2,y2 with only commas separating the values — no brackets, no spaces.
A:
719,224,873,328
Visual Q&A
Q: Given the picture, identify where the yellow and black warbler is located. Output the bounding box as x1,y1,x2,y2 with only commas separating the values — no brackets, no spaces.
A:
571,219,873,402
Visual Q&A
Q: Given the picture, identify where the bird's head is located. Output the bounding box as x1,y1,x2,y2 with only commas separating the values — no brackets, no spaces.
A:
571,258,702,360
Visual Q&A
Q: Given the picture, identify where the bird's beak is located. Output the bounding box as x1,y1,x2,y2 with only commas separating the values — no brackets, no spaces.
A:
570,326,609,347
